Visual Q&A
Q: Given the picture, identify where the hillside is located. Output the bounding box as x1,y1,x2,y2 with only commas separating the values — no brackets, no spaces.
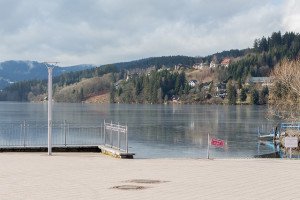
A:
113,56,201,69
1,31,300,105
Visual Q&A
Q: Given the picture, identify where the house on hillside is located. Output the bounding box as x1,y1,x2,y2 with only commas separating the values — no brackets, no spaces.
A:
248,77,273,86
174,64,182,70
188,80,198,87
192,62,209,69
192,63,201,70
172,95,180,102
114,80,123,89
215,82,227,98
220,58,231,68
209,61,218,68
202,82,212,90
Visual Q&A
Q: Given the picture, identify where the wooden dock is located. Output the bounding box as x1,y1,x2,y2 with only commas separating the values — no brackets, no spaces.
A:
258,134,276,141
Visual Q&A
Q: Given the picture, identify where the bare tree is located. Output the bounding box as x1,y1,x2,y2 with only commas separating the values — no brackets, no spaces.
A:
268,59,300,121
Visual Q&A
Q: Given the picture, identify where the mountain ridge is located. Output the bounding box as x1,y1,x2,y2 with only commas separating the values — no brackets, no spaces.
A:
0,60,95,89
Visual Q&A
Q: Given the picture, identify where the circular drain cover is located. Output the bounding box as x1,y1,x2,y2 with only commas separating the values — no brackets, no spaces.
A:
112,185,146,190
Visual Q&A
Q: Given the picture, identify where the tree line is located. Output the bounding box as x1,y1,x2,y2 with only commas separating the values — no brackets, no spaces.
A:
112,70,189,104
228,31,300,82
0,64,118,101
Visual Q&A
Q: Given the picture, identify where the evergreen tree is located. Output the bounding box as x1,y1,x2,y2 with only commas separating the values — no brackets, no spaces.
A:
240,87,247,102
250,88,260,105
227,81,237,105
109,85,115,103
164,94,168,103
79,87,84,101
259,86,269,105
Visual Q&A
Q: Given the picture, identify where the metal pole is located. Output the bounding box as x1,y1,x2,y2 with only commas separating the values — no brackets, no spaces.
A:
64,120,67,146
117,122,120,150
104,120,106,145
20,123,22,146
47,66,53,155
110,121,113,147
67,124,70,145
207,133,210,159
126,124,128,153
23,120,26,147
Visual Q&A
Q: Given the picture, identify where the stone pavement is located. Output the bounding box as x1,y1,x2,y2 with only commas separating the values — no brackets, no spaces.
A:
0,153,299,200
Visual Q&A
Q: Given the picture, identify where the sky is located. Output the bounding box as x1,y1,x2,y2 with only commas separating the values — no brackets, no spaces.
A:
0,0,300,66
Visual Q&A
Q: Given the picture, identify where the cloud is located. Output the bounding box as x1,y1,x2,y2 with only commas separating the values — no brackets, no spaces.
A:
282,0,300,32
0,0,295,66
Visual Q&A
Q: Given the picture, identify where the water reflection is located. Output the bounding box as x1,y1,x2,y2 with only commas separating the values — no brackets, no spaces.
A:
0,102,277,158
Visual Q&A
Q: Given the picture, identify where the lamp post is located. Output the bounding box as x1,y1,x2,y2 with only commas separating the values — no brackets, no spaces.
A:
44,62,58,156
47,66,53,155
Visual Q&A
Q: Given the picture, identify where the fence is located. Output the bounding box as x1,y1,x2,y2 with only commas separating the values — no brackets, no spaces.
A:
280,122,300,131
0,121,104,147
104,121,128,153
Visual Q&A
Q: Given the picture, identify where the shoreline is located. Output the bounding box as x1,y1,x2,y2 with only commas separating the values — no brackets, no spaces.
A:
0,152,299,200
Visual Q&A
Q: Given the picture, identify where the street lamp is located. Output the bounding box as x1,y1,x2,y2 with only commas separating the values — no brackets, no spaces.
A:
44,62,59,156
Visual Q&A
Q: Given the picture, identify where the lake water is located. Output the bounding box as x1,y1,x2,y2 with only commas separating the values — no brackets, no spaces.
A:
0,102,277,158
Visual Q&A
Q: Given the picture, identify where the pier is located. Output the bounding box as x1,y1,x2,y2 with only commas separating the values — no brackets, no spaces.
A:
0,146,100,153
0,121,134,158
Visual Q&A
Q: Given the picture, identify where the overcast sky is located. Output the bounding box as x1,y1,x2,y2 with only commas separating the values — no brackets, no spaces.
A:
0,0,299,66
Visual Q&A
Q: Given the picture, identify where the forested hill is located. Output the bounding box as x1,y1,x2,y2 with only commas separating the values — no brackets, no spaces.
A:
228,31,300,81
1,31,300,103
113,56,201,69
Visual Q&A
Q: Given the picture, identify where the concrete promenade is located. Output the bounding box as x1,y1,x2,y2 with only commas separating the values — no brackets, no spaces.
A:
0,153,299,200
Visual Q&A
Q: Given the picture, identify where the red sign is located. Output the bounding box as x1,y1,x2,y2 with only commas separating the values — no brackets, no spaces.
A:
210,138,225,148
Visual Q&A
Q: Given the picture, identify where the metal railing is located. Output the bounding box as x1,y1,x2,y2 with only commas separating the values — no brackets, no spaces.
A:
104,120,128,153
280,122,300,131
0,121,104,147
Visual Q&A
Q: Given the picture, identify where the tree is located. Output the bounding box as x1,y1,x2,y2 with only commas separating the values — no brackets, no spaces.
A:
227,81,237,105
268,59,300,120
259,86,269,105
240,87,247,102
250,88,260,105
259,37,269,52
79,87,84,101
164,94,168,103
109,85,115,103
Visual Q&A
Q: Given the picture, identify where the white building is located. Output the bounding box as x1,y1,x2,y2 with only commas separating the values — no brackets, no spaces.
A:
210,61,217,68
188,80,198,87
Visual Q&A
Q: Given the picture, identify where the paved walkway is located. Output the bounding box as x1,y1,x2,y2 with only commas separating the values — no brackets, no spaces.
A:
0,153,299,200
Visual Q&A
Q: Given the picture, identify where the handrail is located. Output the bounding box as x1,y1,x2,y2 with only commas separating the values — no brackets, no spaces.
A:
281,122,300,129
104,120,128,153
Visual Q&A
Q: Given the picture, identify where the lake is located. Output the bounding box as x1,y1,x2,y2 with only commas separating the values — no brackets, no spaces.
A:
0,102,277,158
